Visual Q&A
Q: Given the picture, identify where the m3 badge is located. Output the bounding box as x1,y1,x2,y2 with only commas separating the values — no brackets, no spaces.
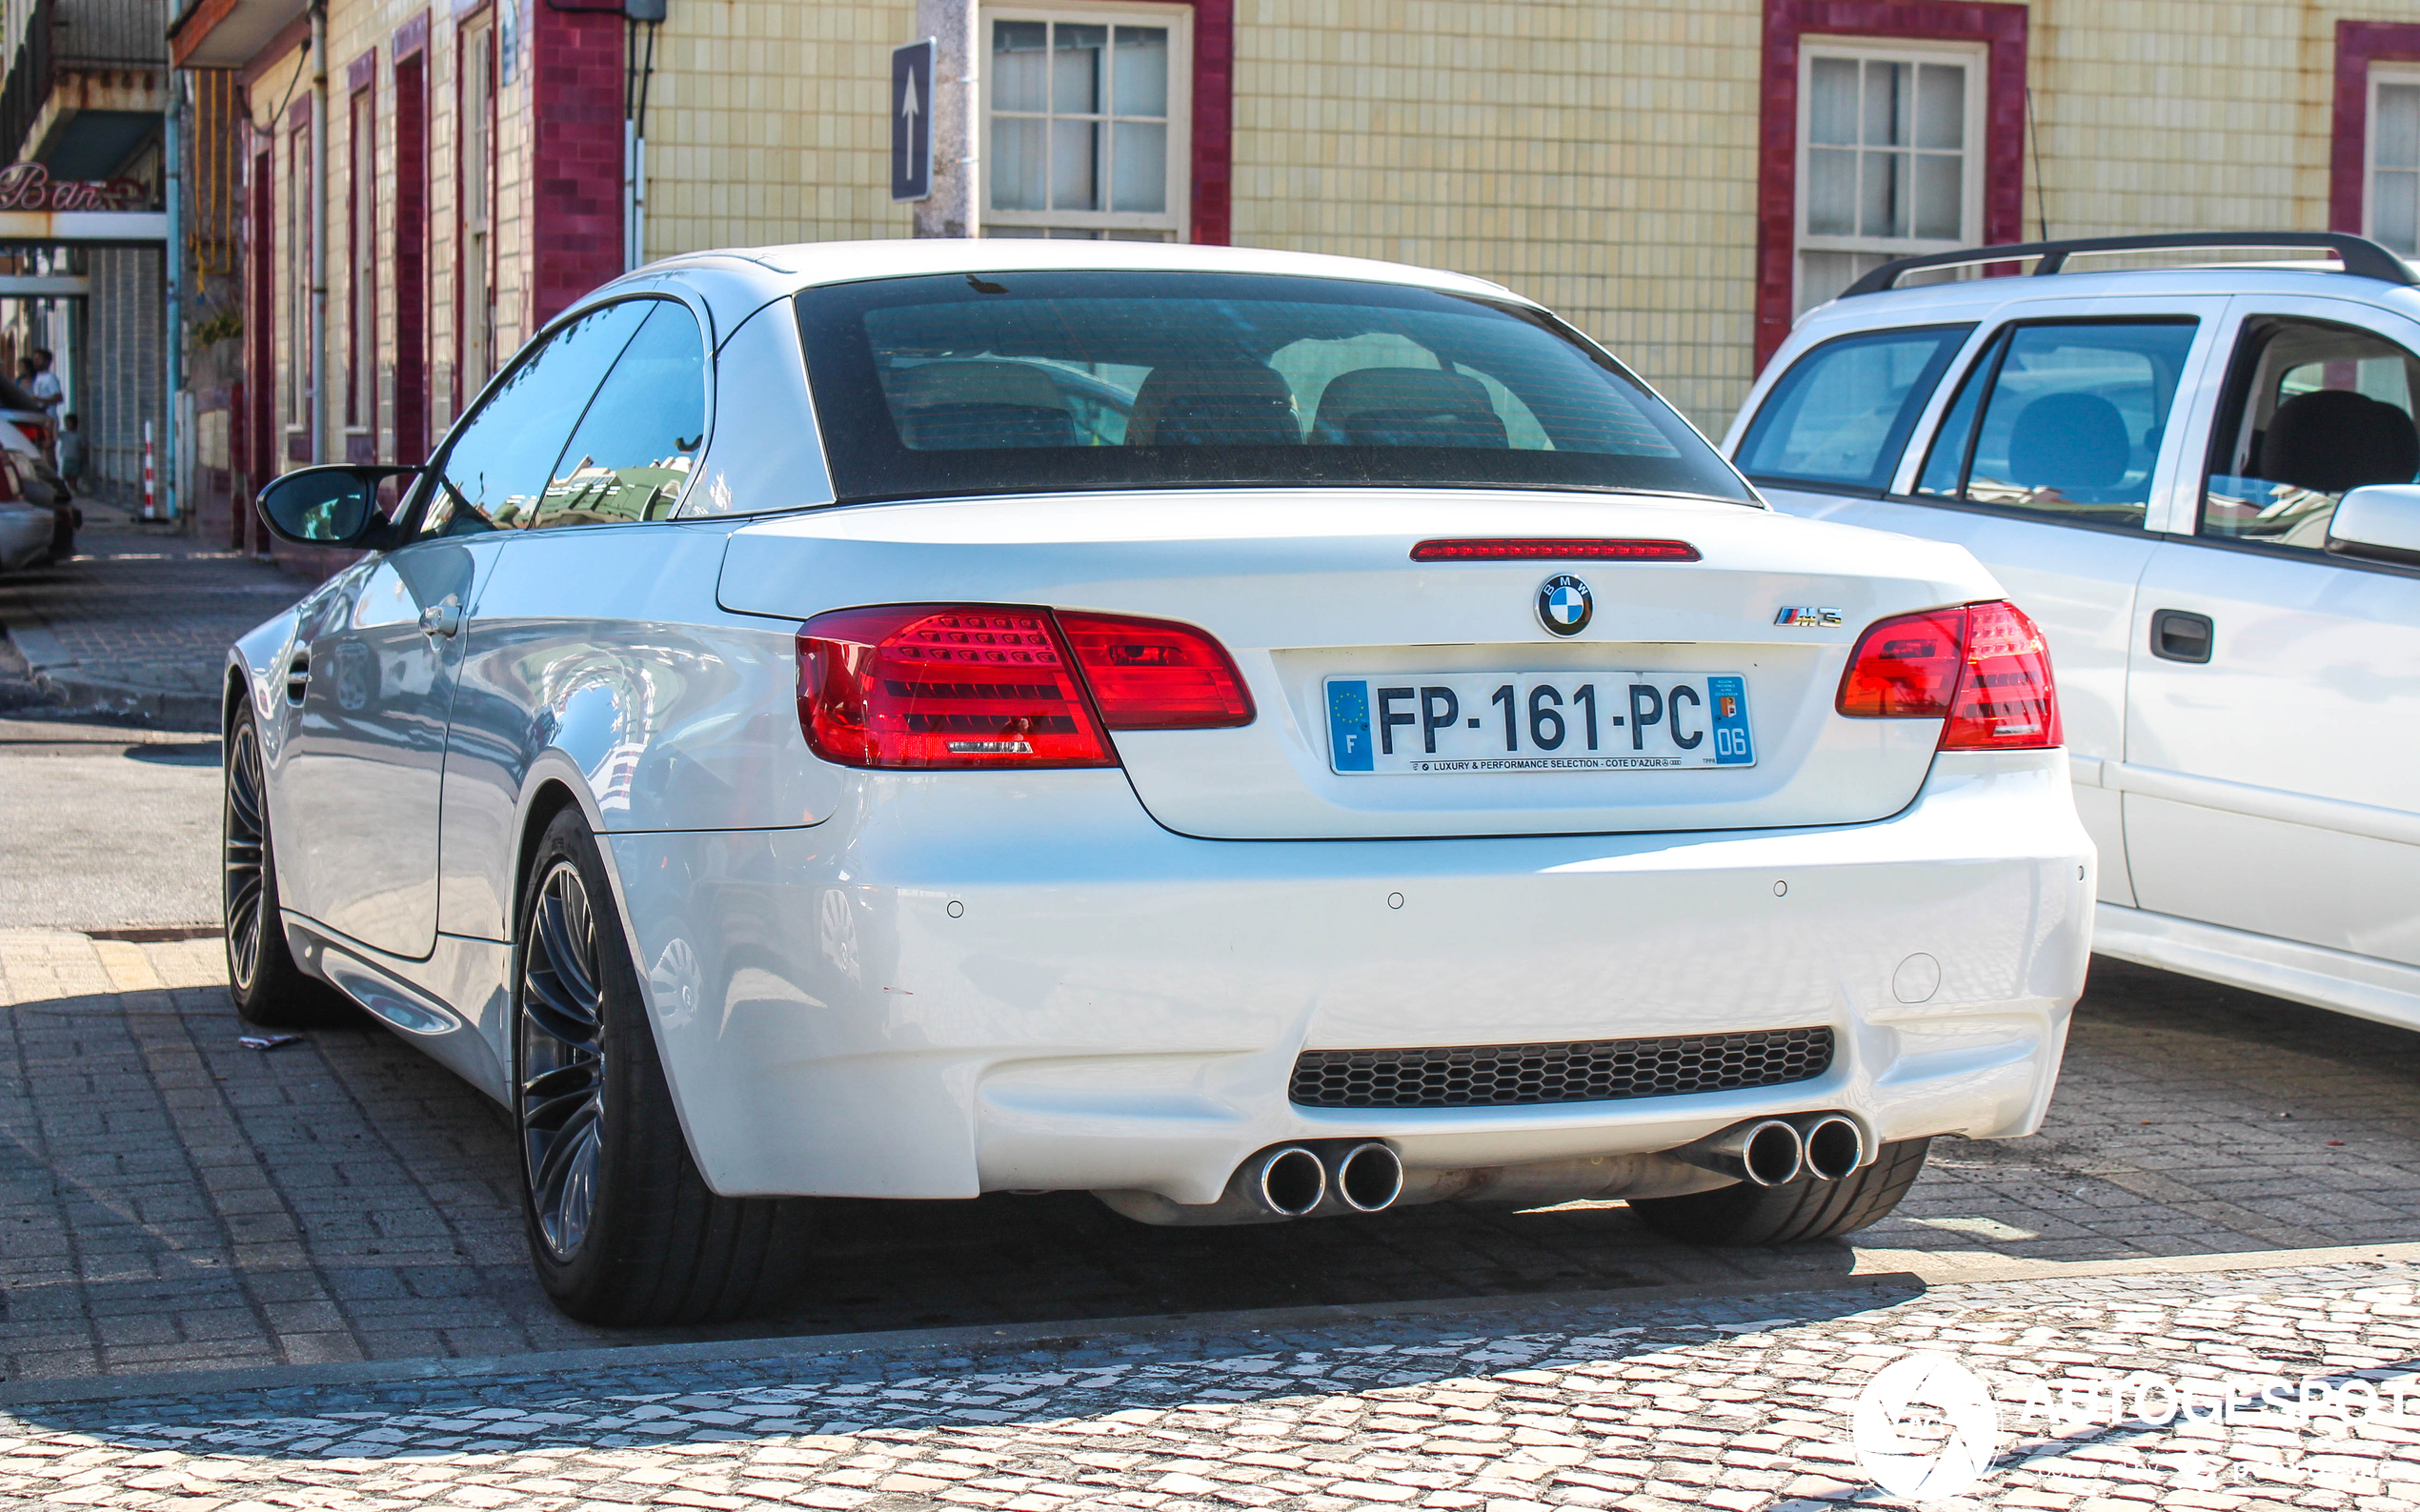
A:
1775,606,1844,628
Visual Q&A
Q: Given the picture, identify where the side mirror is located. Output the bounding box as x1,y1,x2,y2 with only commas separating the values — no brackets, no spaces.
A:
2327,483,2420,568
253,464,419,548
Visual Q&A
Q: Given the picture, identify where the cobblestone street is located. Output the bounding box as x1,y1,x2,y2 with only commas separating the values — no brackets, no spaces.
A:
7,477,2420,1512
3,1257,2418,1510
4,922,2419,1398
0,503,300,730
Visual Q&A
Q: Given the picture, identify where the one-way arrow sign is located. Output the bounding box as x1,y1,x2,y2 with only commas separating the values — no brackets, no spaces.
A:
892,39,934,202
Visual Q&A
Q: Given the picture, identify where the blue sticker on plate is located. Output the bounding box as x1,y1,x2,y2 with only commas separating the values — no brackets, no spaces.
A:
1706,675,1753,765
1327,680,1374,772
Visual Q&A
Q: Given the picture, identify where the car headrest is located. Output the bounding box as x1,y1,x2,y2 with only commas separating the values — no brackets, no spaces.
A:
882,360,1079,450
2005,392,2130,491
1126,363,1301,446
1312,368,1507,448
2259,388,2420,494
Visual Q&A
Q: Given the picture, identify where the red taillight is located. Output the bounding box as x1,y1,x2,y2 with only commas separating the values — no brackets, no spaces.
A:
1409,537,1701,562
797,605,1115,769
1837,600,2061,750
1057,612,1255,730
797,605,1254,767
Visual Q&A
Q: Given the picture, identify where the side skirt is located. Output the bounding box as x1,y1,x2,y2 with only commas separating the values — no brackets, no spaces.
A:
2093,901,2420,1033
282,914,514,1102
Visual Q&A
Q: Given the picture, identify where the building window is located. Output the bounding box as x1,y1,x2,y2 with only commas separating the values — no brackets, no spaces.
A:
984,6,1190,240
1795,40,1985,314
2371,65,2420,255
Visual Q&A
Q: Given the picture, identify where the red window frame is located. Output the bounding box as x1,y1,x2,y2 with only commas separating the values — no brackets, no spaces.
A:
393,14,430,464
344,51,374,445
2330,21,2420,240
1754,0,2028,371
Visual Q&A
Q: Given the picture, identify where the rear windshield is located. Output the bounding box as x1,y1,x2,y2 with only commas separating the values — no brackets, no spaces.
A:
793,271,1754,505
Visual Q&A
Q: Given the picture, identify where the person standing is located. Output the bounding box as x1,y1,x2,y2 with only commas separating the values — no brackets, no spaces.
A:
29,349,60,415
55,413,84,496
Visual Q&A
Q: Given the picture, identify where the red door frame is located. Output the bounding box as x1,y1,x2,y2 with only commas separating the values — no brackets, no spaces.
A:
345,55,374,457
394,13,430,463
246,137,273,549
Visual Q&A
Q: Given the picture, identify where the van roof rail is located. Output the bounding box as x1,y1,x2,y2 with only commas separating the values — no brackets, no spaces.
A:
1841,232,2420,298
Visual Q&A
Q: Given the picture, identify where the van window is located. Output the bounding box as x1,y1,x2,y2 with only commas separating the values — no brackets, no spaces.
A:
1734,325,1970,492
1915,319,2197,528
2202,316,2420,552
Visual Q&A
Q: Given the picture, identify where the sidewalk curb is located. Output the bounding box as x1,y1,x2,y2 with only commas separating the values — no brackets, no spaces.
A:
0,621,223,731
6,1240,2420,1412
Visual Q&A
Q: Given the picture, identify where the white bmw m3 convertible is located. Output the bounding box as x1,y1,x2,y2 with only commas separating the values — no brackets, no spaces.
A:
229,241,2090,1324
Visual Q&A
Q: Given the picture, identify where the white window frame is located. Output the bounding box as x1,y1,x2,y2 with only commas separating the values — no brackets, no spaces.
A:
1795,36,1987,314
2366,62,2420,256
981,1,1192,240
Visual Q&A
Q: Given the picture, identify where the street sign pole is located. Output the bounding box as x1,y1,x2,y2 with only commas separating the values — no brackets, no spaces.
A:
904,0,977,237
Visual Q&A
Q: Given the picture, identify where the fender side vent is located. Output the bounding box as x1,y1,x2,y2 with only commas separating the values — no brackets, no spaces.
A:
1289,1027,1834,1109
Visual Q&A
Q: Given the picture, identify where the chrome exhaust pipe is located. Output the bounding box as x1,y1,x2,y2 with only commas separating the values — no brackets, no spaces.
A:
1673,1118,1805,1188
1332,1141,1404,1214
1250,1144,1327,1218
1797,1114,1865,1181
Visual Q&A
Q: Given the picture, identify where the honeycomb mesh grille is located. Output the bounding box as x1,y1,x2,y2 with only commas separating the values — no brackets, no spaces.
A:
1288,1027,1834,1110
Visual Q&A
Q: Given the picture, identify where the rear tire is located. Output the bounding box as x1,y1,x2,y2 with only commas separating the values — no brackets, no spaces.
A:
223,705,354,1028
1626,1137,1931,1246
514,807,814,1325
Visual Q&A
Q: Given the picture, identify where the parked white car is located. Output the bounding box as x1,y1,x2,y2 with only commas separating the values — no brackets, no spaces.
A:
1725,231,2420,1032
232,240,2089,1324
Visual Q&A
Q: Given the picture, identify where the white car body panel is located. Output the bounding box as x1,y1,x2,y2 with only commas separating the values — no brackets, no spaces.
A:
221,239,2090,1214
1728,259,2420,1024
718,492,1993,840
606,749,2087,1200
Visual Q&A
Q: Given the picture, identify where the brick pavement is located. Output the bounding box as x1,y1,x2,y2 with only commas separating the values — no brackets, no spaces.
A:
3,1259,2420,1509
0,505,306,729
4,928,2419,1392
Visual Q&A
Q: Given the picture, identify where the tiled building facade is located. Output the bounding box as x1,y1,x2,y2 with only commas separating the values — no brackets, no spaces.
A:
173,0,2420,549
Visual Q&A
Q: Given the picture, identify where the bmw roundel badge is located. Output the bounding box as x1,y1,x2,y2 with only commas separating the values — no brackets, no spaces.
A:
1537,574,1592,636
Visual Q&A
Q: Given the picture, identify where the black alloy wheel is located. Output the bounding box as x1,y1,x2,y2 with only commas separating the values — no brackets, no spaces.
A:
222,706,353,1028
223,718,269,993
518,858,608,1260
510,807,814,1324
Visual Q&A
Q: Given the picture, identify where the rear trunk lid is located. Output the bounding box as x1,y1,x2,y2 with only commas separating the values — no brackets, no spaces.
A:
716,490,1998,839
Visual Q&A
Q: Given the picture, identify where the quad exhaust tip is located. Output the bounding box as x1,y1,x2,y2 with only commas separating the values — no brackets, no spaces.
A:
1738,1119,1805,1187
1674,1117,1805,1187
1253,1145,1327,1218
1798,1114,1865,1181
1334,1141,1404,1213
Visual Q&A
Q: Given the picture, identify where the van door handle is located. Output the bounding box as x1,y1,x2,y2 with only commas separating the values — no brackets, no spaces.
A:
2150,609,2213,664
417,603,463,638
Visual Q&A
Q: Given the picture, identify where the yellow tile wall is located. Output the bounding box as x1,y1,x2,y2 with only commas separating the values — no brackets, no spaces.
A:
259,0,2420,452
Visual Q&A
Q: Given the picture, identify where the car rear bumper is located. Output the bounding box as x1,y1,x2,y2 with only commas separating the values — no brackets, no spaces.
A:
607,748,2091,1202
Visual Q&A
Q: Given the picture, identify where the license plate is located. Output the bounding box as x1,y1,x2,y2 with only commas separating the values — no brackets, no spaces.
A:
1323,673,1755,774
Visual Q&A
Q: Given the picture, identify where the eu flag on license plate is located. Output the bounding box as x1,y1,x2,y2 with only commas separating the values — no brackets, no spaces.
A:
1327,679,1374,771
